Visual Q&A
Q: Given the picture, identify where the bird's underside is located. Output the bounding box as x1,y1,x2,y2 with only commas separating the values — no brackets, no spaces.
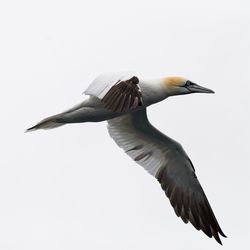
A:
27,72,226,244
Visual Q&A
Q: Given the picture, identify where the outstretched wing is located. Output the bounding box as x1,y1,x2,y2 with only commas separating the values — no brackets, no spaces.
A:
84,72,143,113
107,109,226,244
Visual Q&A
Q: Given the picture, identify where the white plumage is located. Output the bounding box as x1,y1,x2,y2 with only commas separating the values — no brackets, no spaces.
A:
27,72,225,244
84,71,136,99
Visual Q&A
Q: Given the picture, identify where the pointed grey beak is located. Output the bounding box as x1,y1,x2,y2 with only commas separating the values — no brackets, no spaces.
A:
186,82,215,94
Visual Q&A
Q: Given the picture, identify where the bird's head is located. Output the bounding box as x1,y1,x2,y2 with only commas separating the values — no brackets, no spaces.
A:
162,76,214,96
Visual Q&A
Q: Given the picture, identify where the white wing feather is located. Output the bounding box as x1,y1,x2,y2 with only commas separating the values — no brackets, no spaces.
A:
107,111,165,176
107,109,226,244
84,71,136,99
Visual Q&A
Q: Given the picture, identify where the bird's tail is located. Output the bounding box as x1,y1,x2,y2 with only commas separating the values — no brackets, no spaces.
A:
26,113,64,132
26,98,109,132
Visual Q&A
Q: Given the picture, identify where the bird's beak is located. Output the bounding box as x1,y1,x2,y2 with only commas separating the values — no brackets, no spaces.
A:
187,83,215,94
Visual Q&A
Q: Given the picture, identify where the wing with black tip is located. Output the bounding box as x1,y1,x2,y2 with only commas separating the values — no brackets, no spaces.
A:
107,109,226,244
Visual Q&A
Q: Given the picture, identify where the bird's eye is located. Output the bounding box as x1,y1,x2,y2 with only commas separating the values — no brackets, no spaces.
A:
185,80,192,87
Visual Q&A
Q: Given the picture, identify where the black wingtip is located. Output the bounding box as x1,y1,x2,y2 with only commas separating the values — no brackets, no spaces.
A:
220,230,227,238
215,236,223,245
214,230,227,245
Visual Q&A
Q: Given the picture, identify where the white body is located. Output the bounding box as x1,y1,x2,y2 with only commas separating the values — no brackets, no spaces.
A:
27,72,225,244
60,72,169,124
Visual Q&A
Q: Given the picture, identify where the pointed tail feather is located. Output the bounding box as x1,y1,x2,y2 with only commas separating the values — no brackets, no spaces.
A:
26,114,64,132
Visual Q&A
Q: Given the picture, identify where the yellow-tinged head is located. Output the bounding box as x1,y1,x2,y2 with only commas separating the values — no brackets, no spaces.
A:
162,76,215,96
163,76,187,87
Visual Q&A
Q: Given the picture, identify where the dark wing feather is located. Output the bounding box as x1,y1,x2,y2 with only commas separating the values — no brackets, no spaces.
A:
107,109,226,244
156,162,226,244
102,76,143,113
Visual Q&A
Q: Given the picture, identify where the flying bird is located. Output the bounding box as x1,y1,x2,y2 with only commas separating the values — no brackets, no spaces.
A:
27,72,226,244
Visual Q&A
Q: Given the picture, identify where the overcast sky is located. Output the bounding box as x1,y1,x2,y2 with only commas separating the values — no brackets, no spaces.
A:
0,0,249,249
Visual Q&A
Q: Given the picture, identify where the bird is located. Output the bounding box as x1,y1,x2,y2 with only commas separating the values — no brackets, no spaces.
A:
27,71,226,244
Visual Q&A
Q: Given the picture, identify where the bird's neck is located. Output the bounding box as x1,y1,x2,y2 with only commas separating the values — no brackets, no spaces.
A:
140,79,169,107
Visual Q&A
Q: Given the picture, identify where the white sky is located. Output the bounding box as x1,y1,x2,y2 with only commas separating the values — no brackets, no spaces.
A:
0,0,249,249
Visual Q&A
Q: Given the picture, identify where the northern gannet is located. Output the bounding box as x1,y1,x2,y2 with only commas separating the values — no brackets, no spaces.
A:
27,72,226,244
